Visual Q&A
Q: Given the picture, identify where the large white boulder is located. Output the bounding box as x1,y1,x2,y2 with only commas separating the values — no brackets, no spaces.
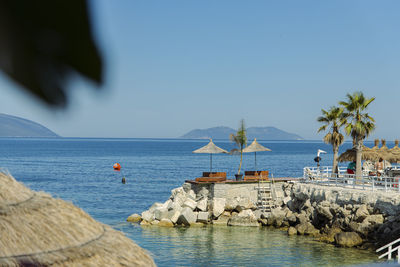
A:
188,190,196,200
178,207,197,225
154,207,169,221
236,198,256,211
212,198,226,218
183,198,197,210
149,202,164,213
168,201,183,212
197,211,209,223
213,211,231,225
171,186,184,199
228,209,259,227
168,210,181,224
197,187,209,199
225,197,239,211
174,192,187,206
182,182,192,193
237,209,256,220
163,199,172,209
141,210,155,222
196,198,208,211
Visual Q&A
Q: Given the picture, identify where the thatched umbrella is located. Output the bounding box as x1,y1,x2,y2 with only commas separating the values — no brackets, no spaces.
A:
337,144,380,162
388,140,400,163
193,139,228,172
379,139,390,159
0,172,155,266
242,138,271,170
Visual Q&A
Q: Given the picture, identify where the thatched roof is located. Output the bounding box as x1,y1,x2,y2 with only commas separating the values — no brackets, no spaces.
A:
388,140,400,163
242,138,271,153
193,139,228,154
338,145,381,162
0,172,155,266
379,139,389,152
372,139,380,151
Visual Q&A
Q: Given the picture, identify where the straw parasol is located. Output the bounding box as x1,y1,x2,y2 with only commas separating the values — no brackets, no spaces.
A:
337,144,380,162
193,139,228,172
242,138,271,170
0,172,155,266
378,139,390,159
388,140,400,163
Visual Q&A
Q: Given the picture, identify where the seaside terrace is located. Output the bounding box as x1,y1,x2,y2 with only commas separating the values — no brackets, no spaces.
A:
303,166,400,193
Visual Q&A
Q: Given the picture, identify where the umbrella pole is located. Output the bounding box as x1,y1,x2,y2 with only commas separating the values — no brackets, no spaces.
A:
255,152,257,170
210,153,212,172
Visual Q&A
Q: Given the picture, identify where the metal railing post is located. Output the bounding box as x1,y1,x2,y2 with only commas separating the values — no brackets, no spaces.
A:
385,177,388,192
398,248,400,264
372,177,375,191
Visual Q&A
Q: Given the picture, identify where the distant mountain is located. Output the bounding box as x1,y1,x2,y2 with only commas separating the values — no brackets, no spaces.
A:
246,127,303,140
0,114,59,137
180,126,303,140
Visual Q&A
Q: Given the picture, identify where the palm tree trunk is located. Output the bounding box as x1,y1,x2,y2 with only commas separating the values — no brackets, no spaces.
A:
355,137,363,180
238,150,243,174
332,145,339,175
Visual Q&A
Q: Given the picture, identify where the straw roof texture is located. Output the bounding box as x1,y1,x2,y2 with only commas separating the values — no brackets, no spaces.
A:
0,172,155,266
337,145,380,162
388,140,400,163
372,139,380,151
378,139,390,159
192,139,228,154
242,138,271,153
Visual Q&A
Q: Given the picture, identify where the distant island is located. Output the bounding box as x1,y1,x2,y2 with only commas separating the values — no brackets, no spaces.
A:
0,114,59,137
180,126,303,140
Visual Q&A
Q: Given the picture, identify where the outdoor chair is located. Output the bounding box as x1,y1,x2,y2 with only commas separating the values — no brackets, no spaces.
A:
195,172,227,183
243,170,269,181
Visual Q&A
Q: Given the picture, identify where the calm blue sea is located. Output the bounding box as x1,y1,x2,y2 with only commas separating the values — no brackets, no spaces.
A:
0,138,382,266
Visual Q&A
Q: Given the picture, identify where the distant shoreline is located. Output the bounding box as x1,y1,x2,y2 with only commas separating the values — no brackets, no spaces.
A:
0,137,377,144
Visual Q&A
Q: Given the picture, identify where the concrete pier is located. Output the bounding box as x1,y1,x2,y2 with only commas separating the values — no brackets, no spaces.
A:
128,178,400,249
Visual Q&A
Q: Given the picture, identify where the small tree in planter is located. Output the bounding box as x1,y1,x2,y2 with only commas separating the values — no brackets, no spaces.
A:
230,119,247,179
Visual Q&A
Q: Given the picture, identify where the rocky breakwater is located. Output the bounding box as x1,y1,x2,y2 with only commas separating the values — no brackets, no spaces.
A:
267,183,400,249
127,180,400,250
127,182,265,227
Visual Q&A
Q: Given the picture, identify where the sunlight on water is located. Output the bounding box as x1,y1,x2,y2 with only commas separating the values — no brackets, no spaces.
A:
0,138,386,266
117,224,379,267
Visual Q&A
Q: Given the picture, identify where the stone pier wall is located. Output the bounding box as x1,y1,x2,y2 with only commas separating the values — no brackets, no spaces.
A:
128,180,400,249
190,182,285,205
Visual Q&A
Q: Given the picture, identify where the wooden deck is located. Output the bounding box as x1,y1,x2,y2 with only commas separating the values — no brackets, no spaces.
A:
186,177,298,184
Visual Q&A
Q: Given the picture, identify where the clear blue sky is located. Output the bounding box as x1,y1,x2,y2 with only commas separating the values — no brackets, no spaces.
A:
1,0,400,139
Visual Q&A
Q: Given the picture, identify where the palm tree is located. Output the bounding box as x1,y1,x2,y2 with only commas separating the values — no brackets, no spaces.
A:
339,92,376,179
230,119,247,175
317,106,345,174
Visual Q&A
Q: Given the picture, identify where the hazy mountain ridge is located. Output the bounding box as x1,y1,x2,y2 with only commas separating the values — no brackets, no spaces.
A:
0,114,59,137
181,126,303,140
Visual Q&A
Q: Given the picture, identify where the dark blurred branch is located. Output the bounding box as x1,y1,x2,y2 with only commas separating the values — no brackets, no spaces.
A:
0,0,103,107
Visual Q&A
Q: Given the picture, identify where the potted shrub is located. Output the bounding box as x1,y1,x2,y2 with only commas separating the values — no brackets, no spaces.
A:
230,119,247,181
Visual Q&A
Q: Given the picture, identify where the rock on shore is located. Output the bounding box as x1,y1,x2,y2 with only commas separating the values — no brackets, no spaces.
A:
127,183,261,227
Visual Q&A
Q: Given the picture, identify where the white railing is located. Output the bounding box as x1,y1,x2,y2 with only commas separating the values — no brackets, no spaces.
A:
303,166,400,192
376,237,400,263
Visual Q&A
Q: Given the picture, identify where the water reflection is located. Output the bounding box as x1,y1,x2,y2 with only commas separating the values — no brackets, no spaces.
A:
117,223,379,267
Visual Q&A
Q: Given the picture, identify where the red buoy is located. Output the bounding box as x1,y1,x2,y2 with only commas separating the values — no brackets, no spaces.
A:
113,163,121,171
